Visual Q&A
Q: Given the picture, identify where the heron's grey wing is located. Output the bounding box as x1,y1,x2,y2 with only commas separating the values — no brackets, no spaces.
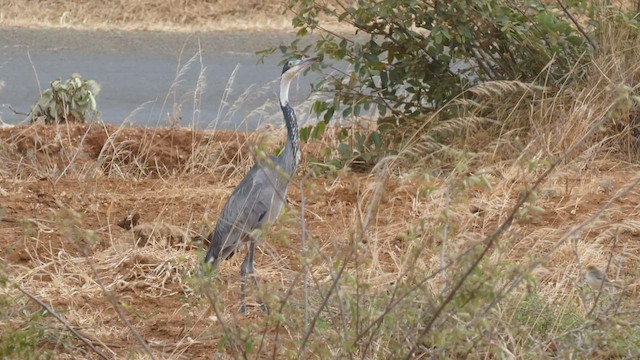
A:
228,165,279,231
204,162,282,264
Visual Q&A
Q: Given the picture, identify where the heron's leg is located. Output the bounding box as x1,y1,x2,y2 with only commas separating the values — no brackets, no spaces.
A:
239,243,252,315
240,241,268,314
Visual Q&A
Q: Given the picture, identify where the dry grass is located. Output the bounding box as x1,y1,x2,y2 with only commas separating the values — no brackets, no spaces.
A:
0,0,288,32
0,0,356,33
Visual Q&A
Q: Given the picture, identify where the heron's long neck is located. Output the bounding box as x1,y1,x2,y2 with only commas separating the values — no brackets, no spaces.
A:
280,103,300,175
279,76,300,175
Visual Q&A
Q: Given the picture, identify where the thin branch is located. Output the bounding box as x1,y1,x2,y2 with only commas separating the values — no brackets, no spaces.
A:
0,216,55,232
3,104,30,116
587,232,619,317
555,0,597,50
297,167,388,358
258,176,311,358
81,249,157,360
55,124,92,184
476,173,640,325
440,186,451,288
403,173,536,359
27,49,42,95
17,286,111,360
297,246,354,358
404,81,624,358
299,175,310,326
267,269,305,359
202,286,244,359
354,213,493,347
572,235,591,311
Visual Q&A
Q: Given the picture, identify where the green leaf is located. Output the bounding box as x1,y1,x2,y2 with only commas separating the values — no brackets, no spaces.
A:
323,106,335,122
371,131,382,149
338,142,352,158
311,120,327,138
300,126,312,142
338,128,349,141
322,146,332,158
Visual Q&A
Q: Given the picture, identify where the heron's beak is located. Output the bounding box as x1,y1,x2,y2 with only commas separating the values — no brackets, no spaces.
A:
293,56,320,69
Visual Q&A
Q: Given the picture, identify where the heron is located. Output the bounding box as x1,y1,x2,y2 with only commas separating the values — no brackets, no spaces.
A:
204,56,319,314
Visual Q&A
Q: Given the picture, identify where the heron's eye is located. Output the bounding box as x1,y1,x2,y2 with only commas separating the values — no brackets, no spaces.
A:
288,61,294,67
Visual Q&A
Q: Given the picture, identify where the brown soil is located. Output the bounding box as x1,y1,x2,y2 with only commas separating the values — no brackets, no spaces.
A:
1,123,639,358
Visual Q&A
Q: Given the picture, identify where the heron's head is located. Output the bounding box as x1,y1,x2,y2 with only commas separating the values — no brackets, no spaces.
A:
282,56,319,77
280,56,319,107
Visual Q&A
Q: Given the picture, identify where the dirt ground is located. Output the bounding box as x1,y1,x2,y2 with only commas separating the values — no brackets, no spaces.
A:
0,123,414,358
0,122,639,358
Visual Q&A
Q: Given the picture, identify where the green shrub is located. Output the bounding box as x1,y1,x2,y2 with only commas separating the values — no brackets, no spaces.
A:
29,73,100,124
279,0,601,121
261,0,639,170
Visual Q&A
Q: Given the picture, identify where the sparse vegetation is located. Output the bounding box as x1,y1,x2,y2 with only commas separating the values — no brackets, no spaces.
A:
0,1,640,359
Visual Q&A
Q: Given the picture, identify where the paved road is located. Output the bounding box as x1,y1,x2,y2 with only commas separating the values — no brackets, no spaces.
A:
0,28,319,130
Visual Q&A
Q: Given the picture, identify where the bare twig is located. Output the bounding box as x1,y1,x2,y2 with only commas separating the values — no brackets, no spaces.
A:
587,231,619,317
27,49,42,95
266,270,305,359
475,173,640,325
17,286,111,360
55,124,92,184
3,104,30,116
572,236,591,311
202,285,244,359
297,167,388,358
555,0,597,50
299,175,310,326
297,245,355,359
0,216,55,232
81,249,157,360
440,186,451,288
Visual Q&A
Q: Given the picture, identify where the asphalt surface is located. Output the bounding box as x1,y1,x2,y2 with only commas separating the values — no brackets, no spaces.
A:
0,28,318,130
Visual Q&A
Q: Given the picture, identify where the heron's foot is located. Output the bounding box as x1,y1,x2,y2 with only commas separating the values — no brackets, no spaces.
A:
237,302,266,315
239,303,248,315
259,301,268,313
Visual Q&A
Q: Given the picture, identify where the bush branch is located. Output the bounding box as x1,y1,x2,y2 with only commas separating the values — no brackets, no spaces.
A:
17,286,111,360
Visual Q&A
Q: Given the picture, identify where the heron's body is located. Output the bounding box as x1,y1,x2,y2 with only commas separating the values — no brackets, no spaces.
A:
205,150,296,265
204,56,317,313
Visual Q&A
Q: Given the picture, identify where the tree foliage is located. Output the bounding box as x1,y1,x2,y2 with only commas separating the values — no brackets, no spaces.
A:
271,0,600,125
